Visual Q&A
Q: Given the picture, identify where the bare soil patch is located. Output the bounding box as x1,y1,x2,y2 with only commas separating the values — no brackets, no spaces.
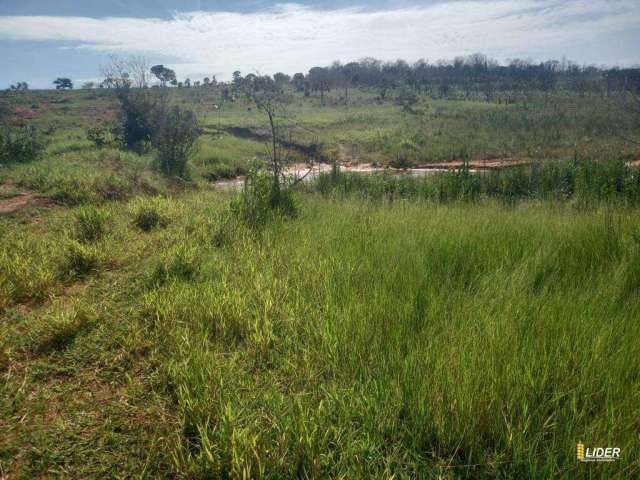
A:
0,191,52,215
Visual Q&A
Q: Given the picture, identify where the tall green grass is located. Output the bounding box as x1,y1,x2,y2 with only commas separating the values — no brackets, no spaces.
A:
134,195,640,478
313,159,640,205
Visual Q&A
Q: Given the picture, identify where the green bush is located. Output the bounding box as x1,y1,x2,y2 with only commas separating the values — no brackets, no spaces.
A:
86,125,110,149
0,125,42,165
152,105,200,179
231,171,297,227
113,88,158,151
73,206,108,243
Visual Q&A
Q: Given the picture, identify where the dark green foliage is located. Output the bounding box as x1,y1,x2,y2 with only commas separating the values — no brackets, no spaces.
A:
150,65,176,87
0,126,42,165
152,105,200,179
53,78,73,90
113,89,158,151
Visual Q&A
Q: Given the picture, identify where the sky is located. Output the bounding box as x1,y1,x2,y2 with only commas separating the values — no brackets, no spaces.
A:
1,0,639,89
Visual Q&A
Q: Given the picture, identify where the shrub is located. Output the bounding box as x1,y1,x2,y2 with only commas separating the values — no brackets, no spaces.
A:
152,105,200,179
231,170,297,228
395,88,419,112
129,197,169,232
113,89,158,151
0,125,42,165
86,125,109,148
73,206,108,243
62,241,101,277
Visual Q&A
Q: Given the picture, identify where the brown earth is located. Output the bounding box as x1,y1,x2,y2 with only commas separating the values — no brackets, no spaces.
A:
0,191,52,215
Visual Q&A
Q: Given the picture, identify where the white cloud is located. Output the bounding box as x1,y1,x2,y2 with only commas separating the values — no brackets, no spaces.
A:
0,1,638,79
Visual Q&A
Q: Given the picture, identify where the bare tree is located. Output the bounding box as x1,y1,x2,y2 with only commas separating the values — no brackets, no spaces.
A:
241,79,315,186
100,55,149,89
127,56,150,88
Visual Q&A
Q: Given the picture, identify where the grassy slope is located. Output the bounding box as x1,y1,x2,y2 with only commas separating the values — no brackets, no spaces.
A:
1,193,639,478
1,87,640,478
3,87,638,177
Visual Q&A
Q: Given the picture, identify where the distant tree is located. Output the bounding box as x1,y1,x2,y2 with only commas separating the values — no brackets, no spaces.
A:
377,77,395,101
203,77,210,86
10,82,29,91
232,71,243,92
82,81,96,90
273,72,291,88
184,78,191,88
53,78,73,90
100,56,149,89
292,73,305,92
150,65,176,87
308,67,331,105
100,56,158,150
127,57,150,88
341,62,360,104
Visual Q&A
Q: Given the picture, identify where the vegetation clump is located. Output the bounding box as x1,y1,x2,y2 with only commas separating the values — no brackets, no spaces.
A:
112,89,158,151
149,243,200,286
0,125,41,165
86,124,110,149
152,105,200,179
73,205,109,243
62,240,102,277
232,170,297,228
129,197,170,231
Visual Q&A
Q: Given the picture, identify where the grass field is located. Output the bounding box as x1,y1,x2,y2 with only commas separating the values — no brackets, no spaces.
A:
1,87,640,478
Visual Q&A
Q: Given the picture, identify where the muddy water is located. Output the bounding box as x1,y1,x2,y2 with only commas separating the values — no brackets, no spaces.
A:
214,163,477,189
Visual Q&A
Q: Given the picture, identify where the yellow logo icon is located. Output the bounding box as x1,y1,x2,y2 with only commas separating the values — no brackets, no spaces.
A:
577,442,585,461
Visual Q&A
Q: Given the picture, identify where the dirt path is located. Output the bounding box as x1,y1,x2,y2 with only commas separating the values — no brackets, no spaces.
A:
0,190,52,215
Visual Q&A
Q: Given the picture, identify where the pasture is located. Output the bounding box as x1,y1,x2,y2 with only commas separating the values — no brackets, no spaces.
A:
1,85,639,478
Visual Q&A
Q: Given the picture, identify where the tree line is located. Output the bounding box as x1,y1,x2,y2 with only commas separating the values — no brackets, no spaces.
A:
239,55,640,102
7,53,640,99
